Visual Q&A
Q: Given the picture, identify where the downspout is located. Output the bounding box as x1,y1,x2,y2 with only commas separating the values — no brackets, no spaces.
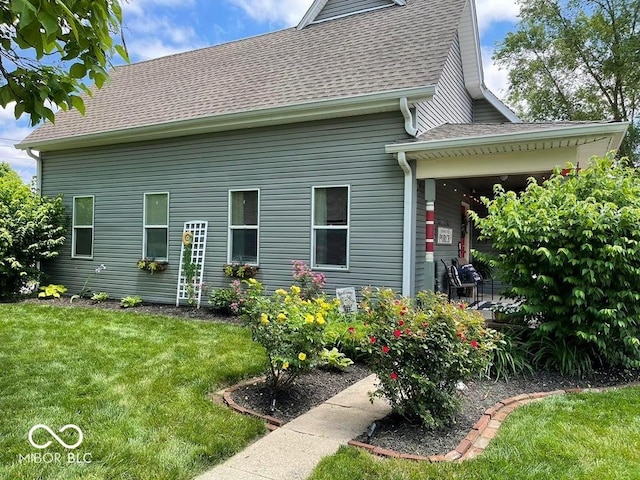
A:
398,97,417,296
25,148,42,194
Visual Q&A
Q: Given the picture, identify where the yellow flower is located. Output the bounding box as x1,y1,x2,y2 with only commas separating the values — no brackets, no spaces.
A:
298,352,307,361
316,313,325,325
275,289,287,296
284,296,292,304
277,313,287,322
282,361,289,370
260,313,269,325
290,285,301,295
248,278,258,284
304,313,315,324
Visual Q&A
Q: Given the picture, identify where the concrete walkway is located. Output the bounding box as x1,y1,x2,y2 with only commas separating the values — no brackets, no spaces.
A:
196,374,390,480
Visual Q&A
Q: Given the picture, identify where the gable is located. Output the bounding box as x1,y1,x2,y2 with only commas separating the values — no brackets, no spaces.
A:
298,0,406,29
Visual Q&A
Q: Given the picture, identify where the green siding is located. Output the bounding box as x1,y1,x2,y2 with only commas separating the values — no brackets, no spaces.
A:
473,99,510,123
41,113,409,303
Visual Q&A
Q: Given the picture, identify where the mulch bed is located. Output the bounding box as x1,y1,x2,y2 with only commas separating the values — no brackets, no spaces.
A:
17,298,640,457
231,363,640,457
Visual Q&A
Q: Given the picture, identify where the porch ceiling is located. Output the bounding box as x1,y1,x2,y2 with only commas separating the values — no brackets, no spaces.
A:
386,121,629,180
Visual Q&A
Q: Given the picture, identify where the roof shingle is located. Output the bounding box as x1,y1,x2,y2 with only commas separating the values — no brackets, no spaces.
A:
22,0,466,146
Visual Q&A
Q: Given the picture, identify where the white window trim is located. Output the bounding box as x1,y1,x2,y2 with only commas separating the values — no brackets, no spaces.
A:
143,192,170,262
311,185,350,271
227,189,260,266
71,195,94,259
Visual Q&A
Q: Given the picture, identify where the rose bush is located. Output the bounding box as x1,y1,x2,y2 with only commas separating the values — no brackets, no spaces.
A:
360,288,500,429
242,279,346,391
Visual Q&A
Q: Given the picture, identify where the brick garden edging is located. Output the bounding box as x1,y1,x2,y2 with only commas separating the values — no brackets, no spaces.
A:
222,376,285,430
347,382,640,463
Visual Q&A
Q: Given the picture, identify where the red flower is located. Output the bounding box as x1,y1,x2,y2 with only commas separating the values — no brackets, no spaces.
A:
400,306,407,316
457,332,467,341
347,326,356,334
390,372,398,380
382,345,390,354
470,340,479,348
422,322,428,328
398,320,405,326
405,328,412,335
459,303,467,309
393,329,402,338
370,336,377,344
394,300,401,305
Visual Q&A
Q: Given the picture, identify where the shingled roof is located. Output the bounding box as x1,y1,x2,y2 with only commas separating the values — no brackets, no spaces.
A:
20,0,467,148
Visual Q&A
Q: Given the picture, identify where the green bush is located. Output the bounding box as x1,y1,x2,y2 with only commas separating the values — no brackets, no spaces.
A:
471,155,640,373
318,347,354,371
38,284,67,299
322,320,369,361
121,295,142,308
91,291,110,303
360,289,498,429
242,279,345,391
0,163,65,299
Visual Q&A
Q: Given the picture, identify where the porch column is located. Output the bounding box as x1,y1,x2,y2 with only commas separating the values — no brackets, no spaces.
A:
424,179,436,291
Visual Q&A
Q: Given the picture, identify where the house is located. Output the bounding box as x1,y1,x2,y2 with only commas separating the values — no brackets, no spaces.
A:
18,0,628,305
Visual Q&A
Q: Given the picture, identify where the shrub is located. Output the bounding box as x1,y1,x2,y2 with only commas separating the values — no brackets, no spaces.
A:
0,163,65,299
38,284,67,299
208,287,238,314
318,347,354,371
242,279,345,391
322,320,369,361
91,292,110,303
291,260,326,300
471,155,640,373
360,288,498,429
121,295,142,308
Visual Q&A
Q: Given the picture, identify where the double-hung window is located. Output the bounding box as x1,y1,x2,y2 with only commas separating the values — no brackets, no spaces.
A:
312,185,349,269
143,193,169,260
228,189,259,264
72,196,94,258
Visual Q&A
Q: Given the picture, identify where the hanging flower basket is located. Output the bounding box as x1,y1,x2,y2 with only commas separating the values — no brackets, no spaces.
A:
223,263,259,279
137,259,168,274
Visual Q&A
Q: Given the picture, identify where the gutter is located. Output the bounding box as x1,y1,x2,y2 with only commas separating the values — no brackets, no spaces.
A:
17,85,437,152
398,97,418,297
25,148,42,194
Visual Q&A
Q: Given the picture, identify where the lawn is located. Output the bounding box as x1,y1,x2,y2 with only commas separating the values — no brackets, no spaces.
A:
0,303,266,480
309,386,640,480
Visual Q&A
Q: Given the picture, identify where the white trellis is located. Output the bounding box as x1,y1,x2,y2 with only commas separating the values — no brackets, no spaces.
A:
176,221,208,308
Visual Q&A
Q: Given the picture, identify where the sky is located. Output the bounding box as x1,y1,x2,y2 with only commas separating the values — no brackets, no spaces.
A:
2,0,521,182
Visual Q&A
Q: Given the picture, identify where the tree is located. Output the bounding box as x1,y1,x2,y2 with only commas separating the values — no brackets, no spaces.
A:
470,155,640,374
0,163,65,299
0,0,127,126
494,0,640,162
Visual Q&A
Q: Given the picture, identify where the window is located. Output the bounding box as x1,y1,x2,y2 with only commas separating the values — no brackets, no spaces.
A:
144,193,169,260
72,196,94,258
312,186,349,269
228,189,259,264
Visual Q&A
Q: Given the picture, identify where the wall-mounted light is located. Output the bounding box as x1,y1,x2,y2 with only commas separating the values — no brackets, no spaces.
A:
499,175,509,182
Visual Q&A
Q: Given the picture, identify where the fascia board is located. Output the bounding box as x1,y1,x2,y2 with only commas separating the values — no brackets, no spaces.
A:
297,0,330,30
385,122,631,154
19,85,436,151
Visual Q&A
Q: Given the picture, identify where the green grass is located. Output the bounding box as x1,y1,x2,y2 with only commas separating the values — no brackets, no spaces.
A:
0,304,266,480
309,386,640,480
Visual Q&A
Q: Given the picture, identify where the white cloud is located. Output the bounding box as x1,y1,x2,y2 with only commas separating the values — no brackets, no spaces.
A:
122,0,205,61
227,0,313,27
475,0,520,34
481,46,510,99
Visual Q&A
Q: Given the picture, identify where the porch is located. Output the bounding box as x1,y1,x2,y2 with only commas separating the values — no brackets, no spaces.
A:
384,121,629,298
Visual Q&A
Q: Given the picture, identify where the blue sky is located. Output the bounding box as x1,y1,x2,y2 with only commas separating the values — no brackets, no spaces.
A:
2,0,521,182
